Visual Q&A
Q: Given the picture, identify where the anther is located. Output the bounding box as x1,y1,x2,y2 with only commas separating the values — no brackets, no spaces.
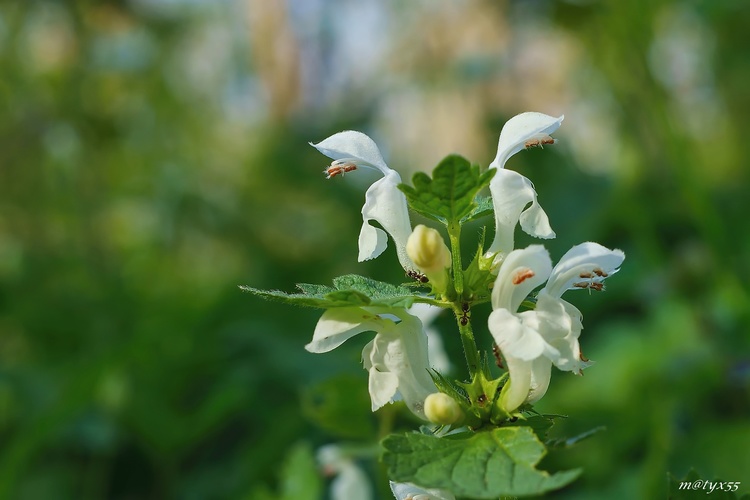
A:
593,268,608,278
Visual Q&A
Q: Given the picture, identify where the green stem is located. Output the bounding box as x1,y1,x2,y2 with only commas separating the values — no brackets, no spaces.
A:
454,304,480,377
447,220,480,377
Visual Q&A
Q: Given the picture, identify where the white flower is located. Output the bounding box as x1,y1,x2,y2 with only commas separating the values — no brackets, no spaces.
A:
305,306,437,419
408,303,451,373
318,445,373,500
488,242,624,413
487,112,564,260
390,481,456,500
311,131,416,271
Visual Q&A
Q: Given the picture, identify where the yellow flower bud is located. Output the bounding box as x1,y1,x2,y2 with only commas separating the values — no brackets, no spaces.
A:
406,225,451,290
424,392,463,425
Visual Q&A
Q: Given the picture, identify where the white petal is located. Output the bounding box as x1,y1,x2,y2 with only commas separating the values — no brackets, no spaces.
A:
408,303,450,373
491,245,552,312
487,170,555,257
535,292,592,373
310,130,389,174
526,356,553,404
305,307,383,353
500,354,533,413
489,112,564,170
359,171,416,271
545,242,625,297
363,336,400,411
331,463,373,500
390,481,456,500
488,308,548,361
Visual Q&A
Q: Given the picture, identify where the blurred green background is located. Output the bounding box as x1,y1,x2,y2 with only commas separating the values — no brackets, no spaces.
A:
1,0,749,498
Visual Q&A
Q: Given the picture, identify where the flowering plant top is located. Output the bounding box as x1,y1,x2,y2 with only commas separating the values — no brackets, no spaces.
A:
243,112,625,499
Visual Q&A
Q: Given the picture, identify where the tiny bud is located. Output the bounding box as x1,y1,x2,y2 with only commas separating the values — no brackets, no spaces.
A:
406,225,451,291
424,393,463,425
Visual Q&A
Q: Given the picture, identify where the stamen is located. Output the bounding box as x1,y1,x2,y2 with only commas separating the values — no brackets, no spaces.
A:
492,343,504,369
323,161,357,179
580,351,590,362
511,268,535,285
589,282,605,292
573,282,589,289
593,267,608,278
524,135,556,149
579,271,593,279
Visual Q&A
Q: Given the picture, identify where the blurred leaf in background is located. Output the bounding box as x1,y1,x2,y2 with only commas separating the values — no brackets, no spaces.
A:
0,0,748,498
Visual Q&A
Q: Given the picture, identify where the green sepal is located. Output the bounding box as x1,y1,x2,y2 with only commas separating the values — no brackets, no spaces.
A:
381,427,581,498
398,155,496,225
456,356,507,427
240,274,420,309
462,231,497,302
428,370,482,428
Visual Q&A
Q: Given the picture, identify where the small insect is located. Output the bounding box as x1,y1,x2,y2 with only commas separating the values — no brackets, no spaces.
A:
459,303,470,326
323,162,357,179
511,268,535,285
406,270,429,283
524,136,556,149
492,342,504,369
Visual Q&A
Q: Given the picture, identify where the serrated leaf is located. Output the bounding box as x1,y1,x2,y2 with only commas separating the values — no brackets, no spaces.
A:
461,195,494,223
241,274,420,309
399,155,495,224
382,427,580,498
504,414,566,442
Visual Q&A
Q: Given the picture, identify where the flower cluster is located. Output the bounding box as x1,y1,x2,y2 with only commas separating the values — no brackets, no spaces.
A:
307,112,624,422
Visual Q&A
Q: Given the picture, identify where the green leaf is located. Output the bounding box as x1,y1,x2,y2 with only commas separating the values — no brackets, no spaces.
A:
399,155,495,224
240,274,420,309
302,374,376,440
382,427,580,498
461,195,494,223
279,442,323,500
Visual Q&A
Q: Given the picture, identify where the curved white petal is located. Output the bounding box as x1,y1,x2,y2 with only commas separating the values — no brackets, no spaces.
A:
526,356,553,404
499,354,533,413
359,170,416,271
491,245,552,313
487,170,555,257
364,337,400,411
390,481,456,500
488,308,550,361
306,307,383,353
489,112,564,170
545,242,625,297
361,312,436,419
408,303,450,373
535,292,592,373
331,464,373,500
311,130,389,174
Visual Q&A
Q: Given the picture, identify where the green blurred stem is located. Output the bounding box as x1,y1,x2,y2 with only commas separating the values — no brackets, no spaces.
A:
447,220,479,376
